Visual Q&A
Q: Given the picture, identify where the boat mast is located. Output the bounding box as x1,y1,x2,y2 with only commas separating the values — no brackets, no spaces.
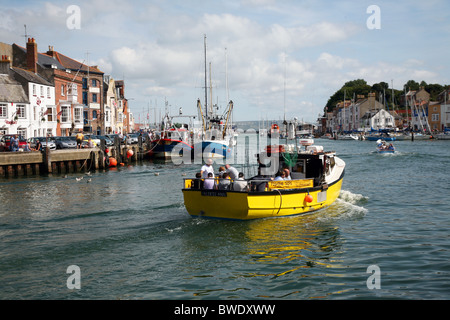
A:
204,34,208,121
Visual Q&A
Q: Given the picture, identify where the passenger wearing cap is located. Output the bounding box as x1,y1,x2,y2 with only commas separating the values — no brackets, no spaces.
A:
200,158,215,179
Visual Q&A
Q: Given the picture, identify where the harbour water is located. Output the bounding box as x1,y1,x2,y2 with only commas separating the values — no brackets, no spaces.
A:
0,136,449,300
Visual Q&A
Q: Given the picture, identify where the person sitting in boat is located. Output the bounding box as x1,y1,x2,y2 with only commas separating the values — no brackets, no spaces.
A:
232,172,248,192
191,172,203,189
201,159,214,179
283,168,291,180
203,172,215,190
218,172,231,190
274,170,285,181
218,166,226,177
388,143,394,151
225,164,239,181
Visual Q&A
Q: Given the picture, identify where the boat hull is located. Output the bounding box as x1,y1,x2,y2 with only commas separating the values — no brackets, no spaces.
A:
193,140,233,159
149,139,193,159
182,173,344,220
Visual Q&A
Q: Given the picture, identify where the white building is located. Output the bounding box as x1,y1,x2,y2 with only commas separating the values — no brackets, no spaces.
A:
361,109,396,131
0,55,30,137
12,66,57,137
0,55,57,138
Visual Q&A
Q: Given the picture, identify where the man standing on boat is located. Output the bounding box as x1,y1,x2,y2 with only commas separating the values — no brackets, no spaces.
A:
225,164,239,181
201,159,214,179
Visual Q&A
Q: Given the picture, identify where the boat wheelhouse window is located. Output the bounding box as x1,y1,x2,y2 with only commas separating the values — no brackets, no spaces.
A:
291,160,306,179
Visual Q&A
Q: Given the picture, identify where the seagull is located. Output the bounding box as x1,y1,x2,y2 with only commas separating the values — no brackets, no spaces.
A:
76,177,83,181
154,173,159,176
87,178,92,183
85,172,91,176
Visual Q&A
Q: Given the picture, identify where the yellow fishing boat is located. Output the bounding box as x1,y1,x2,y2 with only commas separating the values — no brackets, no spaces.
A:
182,143,345,220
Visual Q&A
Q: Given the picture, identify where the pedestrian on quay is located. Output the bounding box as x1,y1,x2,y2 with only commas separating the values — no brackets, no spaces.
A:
35,139,42,152
76,131,84,149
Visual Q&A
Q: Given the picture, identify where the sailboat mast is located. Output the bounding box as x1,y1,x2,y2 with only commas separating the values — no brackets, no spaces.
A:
204,34,208,119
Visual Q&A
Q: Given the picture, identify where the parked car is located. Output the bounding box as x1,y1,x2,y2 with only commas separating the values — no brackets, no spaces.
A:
106,134,126,144
96,135,114,146
54,136,77,149
27,137,57,151
0,135,27,151
127,133,140,144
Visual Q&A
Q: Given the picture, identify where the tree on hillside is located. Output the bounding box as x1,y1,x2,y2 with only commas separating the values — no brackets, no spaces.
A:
324,79,372,113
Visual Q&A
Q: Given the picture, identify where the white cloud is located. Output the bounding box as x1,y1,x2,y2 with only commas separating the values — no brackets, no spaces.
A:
1,0,449,122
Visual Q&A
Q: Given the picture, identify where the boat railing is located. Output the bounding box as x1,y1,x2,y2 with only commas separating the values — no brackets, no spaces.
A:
184,177,316,193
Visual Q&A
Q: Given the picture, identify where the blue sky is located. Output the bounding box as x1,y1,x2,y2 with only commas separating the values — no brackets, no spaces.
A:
1,0,449,123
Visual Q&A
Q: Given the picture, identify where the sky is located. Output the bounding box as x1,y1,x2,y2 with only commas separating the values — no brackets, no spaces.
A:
1,0,449,124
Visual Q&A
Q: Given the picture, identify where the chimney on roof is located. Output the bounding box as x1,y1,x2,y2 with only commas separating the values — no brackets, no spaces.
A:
0,55,12,74
26,38,38,73
368,92,376,110
47,45,57,58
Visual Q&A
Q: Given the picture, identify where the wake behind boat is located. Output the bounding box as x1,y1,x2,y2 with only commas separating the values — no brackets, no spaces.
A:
182,139,345,220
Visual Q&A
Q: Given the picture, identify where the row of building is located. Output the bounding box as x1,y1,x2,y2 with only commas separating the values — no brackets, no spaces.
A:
317,87,450,134
0,38,135,139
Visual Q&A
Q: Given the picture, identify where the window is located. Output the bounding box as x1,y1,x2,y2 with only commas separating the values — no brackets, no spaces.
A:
61,84,65,96
0,104,6,118
17,129,27,139
432,114,439,121
16,105,26,118
47,87,51,98
83,92,88,105
92,110,97,119
46,107,55,122
92,79,97,87
61,106,70,122
40,86,44,97
82,78,88,89
33,84,36,96
105,110,110,122
74,107,83,124
92,93,98,103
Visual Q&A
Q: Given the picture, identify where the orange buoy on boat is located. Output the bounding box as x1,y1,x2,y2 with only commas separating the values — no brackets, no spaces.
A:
109,157,118,167
305,194,313,203
127,149,134,158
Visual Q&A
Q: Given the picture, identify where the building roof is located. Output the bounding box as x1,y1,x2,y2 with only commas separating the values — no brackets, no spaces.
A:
11,66,53,86
54,51,104,75
14,43,103,75
0,74,29,103
14,44,65,70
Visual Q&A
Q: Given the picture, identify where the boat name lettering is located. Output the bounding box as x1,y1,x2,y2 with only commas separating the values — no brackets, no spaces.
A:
201,190,228,197
268,179,313,190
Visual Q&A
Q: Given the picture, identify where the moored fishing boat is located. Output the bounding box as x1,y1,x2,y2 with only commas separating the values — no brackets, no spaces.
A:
149,114,193,159
182,140,345,220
